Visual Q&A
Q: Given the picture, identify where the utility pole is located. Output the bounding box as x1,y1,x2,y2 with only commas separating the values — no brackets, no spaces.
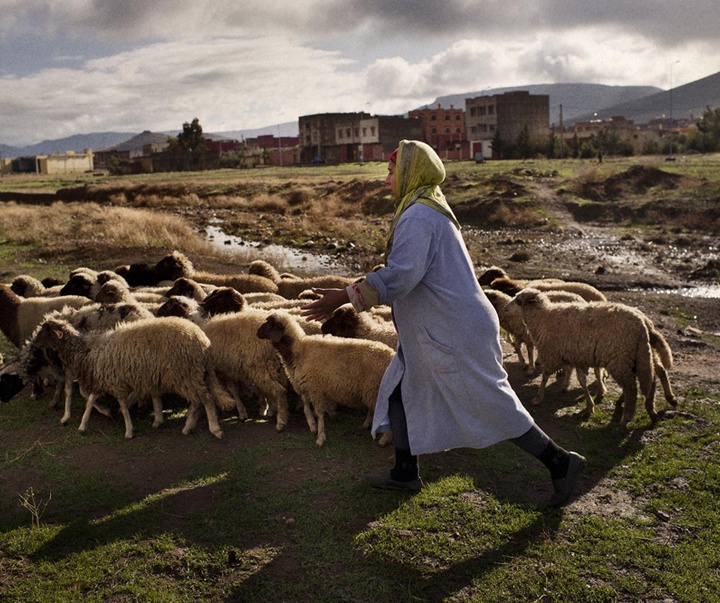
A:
559,104,564,159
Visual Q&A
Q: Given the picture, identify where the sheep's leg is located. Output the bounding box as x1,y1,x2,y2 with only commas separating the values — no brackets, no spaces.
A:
556,367,573,391
117,397,135,439
225,382,248,420
532,371,552,406
378,430,393,447
49,380,63,409
93,400,113,417
302,396,317,433
594,367,607,401
575,369,594,417
181,397,201,435
654,361,676,406
150,394,164,428
315,409,327,447
60,378,74,426
200,389,224,439
78,392,99,433
362,406,373,430
272,392,289,432
525,341,535,374
643,378,658,422
618,378,638,427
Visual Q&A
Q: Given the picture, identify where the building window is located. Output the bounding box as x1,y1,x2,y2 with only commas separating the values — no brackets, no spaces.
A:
371,127,376,135
445,114,450,120
338,130,343,139
455,127,461,134
431,127,437,134
470,126,478,135
445,127,450,134
488,105,495,115
455,114,461,120
431,114,437,120
470,107,477,117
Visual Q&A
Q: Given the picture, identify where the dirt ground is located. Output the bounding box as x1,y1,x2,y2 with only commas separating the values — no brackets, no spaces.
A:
1,164,719,522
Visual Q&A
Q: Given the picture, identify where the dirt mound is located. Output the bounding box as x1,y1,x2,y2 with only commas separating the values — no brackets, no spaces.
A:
578,166,682,202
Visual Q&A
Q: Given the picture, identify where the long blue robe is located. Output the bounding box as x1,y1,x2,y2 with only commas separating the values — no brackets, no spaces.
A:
366,203,534,455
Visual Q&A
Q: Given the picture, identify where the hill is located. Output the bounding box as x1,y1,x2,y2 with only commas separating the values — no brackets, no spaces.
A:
1,131,138,158
427,83,662,125
570,70,720,125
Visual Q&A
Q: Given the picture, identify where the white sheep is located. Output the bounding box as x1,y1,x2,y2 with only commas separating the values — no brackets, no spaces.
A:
32,316,235,439
320,304,398,349
10,275,64,297
256,311,395,447
0,283,89,349
488,272,607,302
510,288,658,424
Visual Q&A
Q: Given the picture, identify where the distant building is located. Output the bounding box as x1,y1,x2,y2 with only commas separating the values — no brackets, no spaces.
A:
408,103,468,159
466,91,550,158
299,112,426,164
10,149,94,174
298,112,370,163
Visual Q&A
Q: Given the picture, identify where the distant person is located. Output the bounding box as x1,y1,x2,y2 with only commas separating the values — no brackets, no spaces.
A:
301,140,585,507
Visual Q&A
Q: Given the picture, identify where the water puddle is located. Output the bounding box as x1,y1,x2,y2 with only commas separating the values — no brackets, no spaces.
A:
204,225,346,275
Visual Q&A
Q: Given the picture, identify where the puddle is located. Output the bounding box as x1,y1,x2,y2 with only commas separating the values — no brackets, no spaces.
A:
204,225,347,275
631,285,720,299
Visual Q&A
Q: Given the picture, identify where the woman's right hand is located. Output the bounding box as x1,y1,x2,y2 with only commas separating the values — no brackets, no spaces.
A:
300,288,349,322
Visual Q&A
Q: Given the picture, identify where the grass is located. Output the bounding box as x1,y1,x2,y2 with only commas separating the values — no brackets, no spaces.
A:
1,390,719,602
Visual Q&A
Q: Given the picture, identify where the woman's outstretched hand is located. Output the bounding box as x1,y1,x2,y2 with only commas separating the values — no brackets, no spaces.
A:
300,288,350,322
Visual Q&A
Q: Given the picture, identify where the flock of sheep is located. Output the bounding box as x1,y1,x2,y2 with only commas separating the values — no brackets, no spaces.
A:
0,250,677,448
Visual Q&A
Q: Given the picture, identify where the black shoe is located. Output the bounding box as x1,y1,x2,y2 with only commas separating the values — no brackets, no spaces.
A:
365,471,422,493
548,451,586,507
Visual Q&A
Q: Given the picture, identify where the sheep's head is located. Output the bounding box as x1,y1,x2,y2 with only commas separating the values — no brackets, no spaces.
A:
483,289,511,312
248,260,279,282
157,296,195,318
321,305,357,337
60,273,94,298
256,314,286,344
200,287,245,316
154,251,193,281
512,288,545,308
165,277,200,299
11,275,42,297
478,266,509,287
95,280,127,304
489,277,522,296
34,319,70,348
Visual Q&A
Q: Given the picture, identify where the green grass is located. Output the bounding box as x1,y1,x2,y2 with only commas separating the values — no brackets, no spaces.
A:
1,389,719,602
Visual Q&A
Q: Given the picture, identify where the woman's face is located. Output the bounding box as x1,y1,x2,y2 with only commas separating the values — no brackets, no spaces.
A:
385,161,397,198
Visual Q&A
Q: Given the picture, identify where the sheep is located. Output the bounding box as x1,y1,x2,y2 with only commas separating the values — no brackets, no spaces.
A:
320,304,398,349
486,288,592,374
32,316,235,439
164,277,214,301
490,275,607,302
153,250,279,294
0,283,89,349
274,275,355,300
11,275,64,297
256,311,395,447
17,301,156,421
510,288,658,425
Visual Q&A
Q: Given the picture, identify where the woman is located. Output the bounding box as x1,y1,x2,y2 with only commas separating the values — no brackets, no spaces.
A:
301,140,584,507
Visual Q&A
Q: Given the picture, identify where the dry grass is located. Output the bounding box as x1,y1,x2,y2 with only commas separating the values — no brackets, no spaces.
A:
0,201,212,255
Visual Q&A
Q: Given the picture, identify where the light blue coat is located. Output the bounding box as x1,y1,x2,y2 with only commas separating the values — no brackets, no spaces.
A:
366,203,534,455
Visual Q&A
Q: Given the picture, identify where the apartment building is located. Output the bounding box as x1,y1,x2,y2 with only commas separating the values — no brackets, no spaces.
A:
466,91,550,158
408,103,468,158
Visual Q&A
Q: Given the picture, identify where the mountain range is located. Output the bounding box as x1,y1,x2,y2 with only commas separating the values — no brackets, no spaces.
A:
2,72,718,158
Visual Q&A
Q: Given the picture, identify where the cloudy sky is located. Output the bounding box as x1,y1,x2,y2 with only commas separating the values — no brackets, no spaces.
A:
1,0,718,147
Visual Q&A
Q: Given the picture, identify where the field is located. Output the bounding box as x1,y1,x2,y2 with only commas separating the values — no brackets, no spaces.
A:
0,155,719,602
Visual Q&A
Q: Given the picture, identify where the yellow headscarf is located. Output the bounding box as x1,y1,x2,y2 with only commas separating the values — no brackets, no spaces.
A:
385,140,460,261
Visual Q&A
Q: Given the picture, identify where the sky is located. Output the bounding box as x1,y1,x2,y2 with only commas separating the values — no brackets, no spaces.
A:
1,0,719,147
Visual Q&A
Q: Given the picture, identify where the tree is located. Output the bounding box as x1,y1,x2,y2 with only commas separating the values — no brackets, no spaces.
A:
694,106,720,152
176,118,205,152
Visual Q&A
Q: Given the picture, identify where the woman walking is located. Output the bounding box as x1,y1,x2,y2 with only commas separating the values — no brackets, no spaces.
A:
301,140,584,506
